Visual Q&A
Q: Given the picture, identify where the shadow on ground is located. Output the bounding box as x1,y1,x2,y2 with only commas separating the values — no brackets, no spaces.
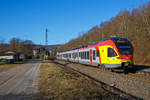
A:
132,65,150,72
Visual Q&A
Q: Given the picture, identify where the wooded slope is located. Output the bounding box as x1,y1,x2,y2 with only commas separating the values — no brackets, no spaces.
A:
57,2,150,65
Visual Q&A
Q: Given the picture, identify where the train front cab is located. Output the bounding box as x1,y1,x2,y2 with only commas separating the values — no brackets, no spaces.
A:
99,45,133,71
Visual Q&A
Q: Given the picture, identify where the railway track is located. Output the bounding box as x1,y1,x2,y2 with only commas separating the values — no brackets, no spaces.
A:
55,60,150,84
53,60,150,100
101,67,150,84
52,60,142,100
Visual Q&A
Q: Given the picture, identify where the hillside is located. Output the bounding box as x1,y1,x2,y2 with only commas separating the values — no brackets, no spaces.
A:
0,44,9,52
44,44,61,51
57,1,150,65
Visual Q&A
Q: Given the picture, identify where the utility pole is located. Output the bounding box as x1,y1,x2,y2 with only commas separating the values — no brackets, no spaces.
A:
44,28,49,60
45,28,48,46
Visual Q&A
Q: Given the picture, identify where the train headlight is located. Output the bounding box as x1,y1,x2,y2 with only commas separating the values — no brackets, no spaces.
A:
117,57,122,59
124,62,129,66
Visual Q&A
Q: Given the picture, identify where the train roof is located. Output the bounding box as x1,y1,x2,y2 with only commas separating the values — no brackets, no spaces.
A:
58,37,129,53
88,37,129,46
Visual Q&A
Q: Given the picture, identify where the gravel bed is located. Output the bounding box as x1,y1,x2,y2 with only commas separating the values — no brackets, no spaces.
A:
56,60,150,100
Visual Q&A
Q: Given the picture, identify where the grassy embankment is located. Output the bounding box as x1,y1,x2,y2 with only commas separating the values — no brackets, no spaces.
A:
36,61,133,100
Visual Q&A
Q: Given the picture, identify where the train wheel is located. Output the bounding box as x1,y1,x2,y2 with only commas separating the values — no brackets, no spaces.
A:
110,68,114,72
124,69,128,74
99,64,106,71
128,67,136,73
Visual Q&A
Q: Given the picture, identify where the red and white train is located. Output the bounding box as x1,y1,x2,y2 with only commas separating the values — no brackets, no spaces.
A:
57,37,133,71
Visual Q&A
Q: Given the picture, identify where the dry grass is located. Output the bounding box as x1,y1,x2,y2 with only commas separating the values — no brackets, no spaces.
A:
36,61,133,100
0,63,21,72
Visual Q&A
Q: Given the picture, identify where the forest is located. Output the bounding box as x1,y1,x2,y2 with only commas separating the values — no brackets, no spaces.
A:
0,38,34,58
57,1,150,65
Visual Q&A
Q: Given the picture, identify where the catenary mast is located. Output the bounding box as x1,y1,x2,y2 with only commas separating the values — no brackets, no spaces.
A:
45,28,48,46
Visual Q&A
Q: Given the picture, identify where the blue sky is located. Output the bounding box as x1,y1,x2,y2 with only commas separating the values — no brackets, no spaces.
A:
0,0,149,45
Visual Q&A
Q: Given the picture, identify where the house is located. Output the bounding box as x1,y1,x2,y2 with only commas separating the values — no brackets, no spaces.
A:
0,51,19,62
33,48,41,59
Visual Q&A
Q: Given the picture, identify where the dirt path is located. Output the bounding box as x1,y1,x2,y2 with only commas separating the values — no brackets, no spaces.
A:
0,59,41,100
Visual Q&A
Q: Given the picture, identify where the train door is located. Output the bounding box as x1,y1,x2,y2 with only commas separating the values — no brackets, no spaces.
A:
92,50,97,66
90,49,93,65
73,53,75,63
100,46,108,64
77,51,79,63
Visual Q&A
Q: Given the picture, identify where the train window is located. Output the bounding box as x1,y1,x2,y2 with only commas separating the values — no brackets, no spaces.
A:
108,48,117,57
87,52,89,59
83,52,84,59
82,52,84,59
96,50,99,57
85,52,87,59
84,52,86,59
86,52,88,59
87,51,88,59
93,50,96,60
79,52,80,57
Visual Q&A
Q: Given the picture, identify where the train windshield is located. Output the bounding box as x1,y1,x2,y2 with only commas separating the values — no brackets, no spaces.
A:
115,39,132,55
